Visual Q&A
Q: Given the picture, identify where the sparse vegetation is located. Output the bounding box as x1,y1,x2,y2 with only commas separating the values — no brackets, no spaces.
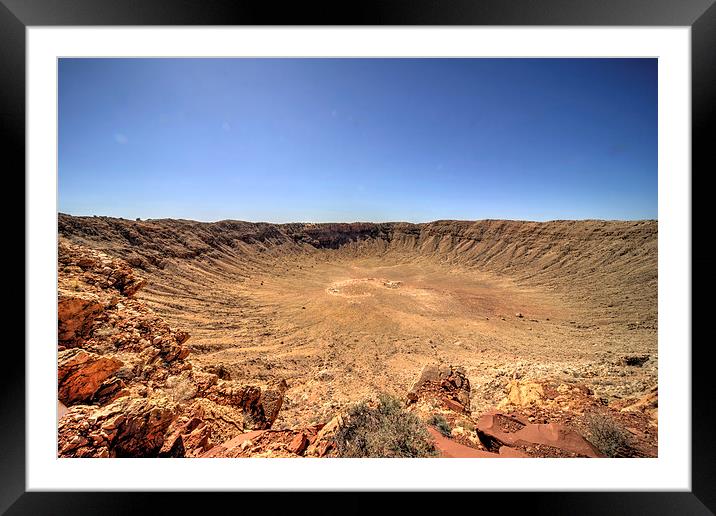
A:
335,394,438,458
428,414,452,437
584,411,636,457
622,354,650,367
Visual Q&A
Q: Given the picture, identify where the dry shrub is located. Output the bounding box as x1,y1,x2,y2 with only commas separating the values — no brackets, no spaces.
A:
335,394,438,458
584,412,636,458
428,414,452,437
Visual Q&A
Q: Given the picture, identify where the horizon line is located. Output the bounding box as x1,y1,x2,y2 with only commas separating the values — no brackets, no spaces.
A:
58,212,658,225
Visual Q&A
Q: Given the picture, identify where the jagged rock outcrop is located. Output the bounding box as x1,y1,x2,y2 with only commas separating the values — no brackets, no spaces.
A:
58,292,105,346
58,396,176,458
498,380,547,409
202,378,287,430
57,239,287,458
401,363,657,459
159,416,212,458
58,348,123,405
304,415,343,457
200,425,325,458
618,386,658,419
406,363,471,414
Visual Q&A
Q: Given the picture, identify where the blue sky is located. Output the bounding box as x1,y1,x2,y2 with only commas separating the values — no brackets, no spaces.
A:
58,58,657,222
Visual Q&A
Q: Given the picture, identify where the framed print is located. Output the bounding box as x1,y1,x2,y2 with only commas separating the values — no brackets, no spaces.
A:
6,0,713,513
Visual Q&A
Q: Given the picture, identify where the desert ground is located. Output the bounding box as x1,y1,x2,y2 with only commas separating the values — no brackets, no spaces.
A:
57,215,657,458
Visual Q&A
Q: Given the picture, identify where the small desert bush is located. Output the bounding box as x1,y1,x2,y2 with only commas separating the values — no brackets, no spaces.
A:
335,394,438,458
428,414,452,437
584,412,635,458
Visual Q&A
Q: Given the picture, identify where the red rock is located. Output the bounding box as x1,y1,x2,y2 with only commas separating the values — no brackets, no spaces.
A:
57,292,104,345
192,371,219,395
58,348,122,405
160,417,211,457
206,379,287,430
182,422,212,456
200,430,265,458
56,238,290,459
58,396,175,458
93,377,129,404
58,239,146,298
443,398,467,414
406,363,471,413
427,427,498,458
305,415,343,457
476,411,602,458
498,446,529,457
159,431,186,457
288,433,309,455
314,440,334,457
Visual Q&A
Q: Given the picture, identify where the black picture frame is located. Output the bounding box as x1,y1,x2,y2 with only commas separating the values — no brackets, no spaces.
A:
6,1,712,513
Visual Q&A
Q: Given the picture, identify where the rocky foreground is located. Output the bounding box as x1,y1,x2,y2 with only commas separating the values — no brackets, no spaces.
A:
58,238,657,458
58,239,286,457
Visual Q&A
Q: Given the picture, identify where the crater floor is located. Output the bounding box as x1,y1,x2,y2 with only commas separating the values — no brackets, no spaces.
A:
138,253,655,429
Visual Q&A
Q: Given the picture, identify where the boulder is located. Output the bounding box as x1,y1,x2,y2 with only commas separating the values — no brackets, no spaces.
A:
305,415,343,457
180,421,211,456
406,363,471,414
498,380,545,409
92,377,129,405
258,379,288,428
58,348,122,405
206,378,287,430
287,432,309,455
200,430,266,458
426,427,497,458
57,292,104,346
160,417,212,457
185,397,246,446
620,354,650,367
476,411,602,458
58,396,176,458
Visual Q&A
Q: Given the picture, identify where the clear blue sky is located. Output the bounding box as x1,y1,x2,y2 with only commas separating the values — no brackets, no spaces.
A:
58,58,657,222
